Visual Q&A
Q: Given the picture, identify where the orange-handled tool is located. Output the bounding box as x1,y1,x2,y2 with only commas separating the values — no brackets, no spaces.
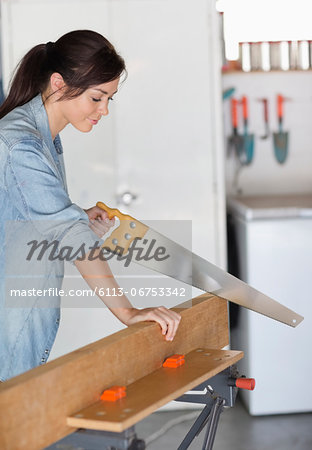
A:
240,95,254,164
259,98,269,139
96,201,148,254
231,98,239,130
228,97,246,162
263,98,269,123
96,201,136,222
241,95,248,120
277,94,284,121
273,94,289,164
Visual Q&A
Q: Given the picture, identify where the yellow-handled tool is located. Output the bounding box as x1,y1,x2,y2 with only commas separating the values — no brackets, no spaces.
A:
97,201,148,254
97,201,136,222
96,201,303,328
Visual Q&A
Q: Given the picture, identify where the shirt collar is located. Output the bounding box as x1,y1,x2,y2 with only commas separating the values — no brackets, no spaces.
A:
29,93,63,155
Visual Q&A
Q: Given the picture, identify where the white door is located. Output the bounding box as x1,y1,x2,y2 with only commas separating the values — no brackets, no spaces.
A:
110,0,226,262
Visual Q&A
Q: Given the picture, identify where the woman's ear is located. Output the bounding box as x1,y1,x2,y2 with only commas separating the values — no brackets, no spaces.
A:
49,72,66,96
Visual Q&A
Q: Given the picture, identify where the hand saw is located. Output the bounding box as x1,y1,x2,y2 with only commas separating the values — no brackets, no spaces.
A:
96,202,303,328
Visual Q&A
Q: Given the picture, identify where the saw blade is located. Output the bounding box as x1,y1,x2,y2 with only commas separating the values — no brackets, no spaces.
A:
96,201,304,328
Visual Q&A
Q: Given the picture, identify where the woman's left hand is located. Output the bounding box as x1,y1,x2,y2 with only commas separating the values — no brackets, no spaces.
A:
84,205,115,238
118,306,182,341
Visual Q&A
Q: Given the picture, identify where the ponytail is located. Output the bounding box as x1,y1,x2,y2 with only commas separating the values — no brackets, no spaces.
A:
0,30,126,119
0,44,48,119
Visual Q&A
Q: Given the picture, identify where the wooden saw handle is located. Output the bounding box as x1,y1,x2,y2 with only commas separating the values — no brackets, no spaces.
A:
96,201,148,254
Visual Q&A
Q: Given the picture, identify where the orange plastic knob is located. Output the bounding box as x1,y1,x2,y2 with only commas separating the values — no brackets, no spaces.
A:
235,378,256,391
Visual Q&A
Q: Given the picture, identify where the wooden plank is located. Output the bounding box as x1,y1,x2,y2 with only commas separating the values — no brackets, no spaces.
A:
67,348,243,432
0,293,229,450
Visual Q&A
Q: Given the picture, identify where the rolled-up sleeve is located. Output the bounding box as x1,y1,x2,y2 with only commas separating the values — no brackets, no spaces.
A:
5,139,103,261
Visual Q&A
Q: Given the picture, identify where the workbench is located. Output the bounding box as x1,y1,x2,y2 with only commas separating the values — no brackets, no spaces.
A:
0,294,249,450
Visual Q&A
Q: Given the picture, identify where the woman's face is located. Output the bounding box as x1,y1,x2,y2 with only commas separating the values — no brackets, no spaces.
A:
60,78,119,133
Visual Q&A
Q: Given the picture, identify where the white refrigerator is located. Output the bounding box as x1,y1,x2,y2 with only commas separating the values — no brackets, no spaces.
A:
228,194,312,415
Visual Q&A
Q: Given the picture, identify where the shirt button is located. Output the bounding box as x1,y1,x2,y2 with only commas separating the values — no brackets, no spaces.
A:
41,358,46,363
45,349,49,355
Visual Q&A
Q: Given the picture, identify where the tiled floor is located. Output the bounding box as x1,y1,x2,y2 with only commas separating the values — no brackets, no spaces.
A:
136,395,312,449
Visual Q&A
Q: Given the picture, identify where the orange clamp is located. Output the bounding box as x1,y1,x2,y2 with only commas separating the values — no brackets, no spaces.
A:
163,354,185,368
100,385,126,402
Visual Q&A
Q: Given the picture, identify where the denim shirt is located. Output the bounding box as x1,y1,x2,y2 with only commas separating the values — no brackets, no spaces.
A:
0,94,102,381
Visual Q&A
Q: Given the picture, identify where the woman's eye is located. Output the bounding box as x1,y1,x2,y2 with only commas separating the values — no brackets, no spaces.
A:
92,98,101,102
108,97,114,102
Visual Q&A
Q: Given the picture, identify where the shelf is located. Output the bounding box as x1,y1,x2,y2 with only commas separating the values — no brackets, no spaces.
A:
222,68,312,74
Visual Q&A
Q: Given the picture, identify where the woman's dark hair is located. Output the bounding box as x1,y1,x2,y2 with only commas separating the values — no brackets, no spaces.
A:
0,30,126,119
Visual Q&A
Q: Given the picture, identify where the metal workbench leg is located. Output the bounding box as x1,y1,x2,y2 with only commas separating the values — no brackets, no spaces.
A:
177,396,225,450
176,402,212,450
201,397,225,450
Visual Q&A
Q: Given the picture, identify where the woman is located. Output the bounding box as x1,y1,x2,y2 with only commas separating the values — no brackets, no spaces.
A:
0,30,181,381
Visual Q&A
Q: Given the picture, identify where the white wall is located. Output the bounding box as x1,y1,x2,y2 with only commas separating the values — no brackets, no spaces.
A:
223,71,312,196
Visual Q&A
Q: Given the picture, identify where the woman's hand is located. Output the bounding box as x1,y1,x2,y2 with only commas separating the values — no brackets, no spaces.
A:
84,205,115,238
74,247,181,340
112,306,182,341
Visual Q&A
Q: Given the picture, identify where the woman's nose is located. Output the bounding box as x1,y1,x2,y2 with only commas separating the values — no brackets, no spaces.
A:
98,101,109,116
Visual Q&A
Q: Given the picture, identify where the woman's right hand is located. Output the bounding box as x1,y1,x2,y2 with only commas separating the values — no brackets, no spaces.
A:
84,205,115,238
